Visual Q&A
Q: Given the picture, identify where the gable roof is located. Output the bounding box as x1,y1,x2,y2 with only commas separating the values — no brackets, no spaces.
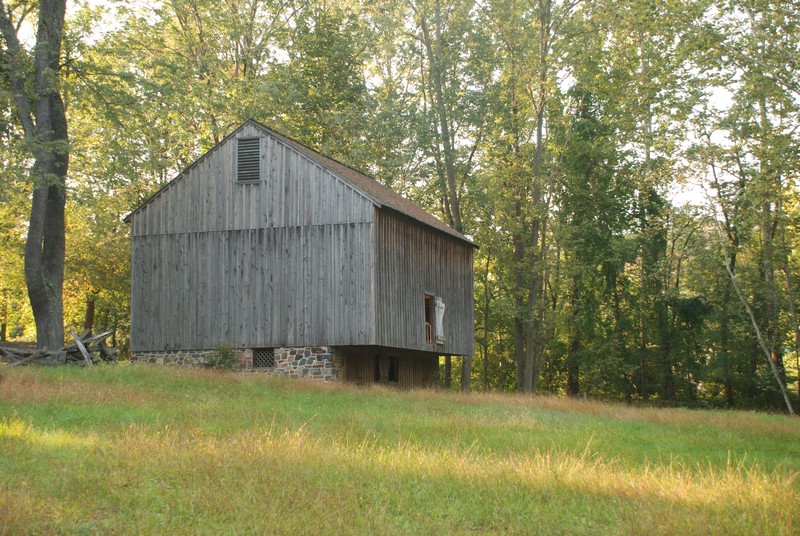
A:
125,119,474,246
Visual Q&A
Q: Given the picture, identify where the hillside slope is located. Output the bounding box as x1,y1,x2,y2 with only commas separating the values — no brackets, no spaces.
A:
1,366,798,535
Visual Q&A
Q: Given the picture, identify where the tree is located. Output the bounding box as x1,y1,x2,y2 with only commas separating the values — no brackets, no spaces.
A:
554,88,634,397
571,0,708,401
686,0,800,410
403,0,492,389
480,0,582,393
270,2,371,163
0,0,69,349
0,119,34,341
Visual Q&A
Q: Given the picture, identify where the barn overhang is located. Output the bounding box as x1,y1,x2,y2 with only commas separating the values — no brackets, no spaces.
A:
336,345,470,388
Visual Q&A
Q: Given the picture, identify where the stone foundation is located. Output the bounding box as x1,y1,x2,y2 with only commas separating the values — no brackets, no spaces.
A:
133,349,217,367
132,346,341,382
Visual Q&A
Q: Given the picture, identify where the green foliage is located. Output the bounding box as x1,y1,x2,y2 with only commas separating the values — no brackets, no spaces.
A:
0,121,34,341
206,342,238,370
3,0,800,409
269,4,369,161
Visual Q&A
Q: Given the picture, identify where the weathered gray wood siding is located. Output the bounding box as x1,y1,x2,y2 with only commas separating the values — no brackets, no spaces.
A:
130,124,376,351
340,346,439,388
131,225,373,351
374,211,475,356
131,123,374,237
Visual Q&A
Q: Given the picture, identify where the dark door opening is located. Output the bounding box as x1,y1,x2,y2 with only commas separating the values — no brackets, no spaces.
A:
424,294,434,343
374,354,399,383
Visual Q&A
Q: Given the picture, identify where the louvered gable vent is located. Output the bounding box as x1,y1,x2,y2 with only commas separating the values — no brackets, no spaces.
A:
237,137,261,182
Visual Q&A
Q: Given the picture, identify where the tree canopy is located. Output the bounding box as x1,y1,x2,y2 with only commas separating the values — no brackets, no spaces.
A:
2,0,799,411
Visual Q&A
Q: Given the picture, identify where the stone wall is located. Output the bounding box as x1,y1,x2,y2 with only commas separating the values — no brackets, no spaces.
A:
133,349,217,367
241,347,339,381
132,346,341,382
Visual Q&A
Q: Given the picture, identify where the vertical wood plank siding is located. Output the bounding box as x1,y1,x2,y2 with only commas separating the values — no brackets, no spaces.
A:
340,347,439,388
131,124,375,237
130,122,474,359
131,225,374,351
130,123,376,352
374,211,475,356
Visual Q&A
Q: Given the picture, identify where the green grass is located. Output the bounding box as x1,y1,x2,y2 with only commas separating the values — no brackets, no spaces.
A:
1,365,798,535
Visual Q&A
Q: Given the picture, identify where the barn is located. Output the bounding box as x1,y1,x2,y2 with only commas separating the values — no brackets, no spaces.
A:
126,120,475,388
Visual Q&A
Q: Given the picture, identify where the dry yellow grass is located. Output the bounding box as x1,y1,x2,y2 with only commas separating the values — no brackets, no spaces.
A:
1,365,798,535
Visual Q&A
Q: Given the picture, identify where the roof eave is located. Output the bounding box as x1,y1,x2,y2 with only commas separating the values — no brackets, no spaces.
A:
379,206,478,248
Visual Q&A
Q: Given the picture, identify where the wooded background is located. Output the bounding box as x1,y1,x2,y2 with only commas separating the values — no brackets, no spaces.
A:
1,0,798,411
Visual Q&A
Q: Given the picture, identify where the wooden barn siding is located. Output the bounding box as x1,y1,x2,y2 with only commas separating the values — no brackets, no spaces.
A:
394,354,439,388
130,123,380,352
130,224,375,352
131,124,374,238
374,211,475,356
340,347,438,388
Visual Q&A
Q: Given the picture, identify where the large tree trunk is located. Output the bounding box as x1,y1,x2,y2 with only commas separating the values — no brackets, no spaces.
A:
418,1,462,234
760,199,784,384
83,294,96,335
719,278,736,408
25,143,68,350
522,215,542,394
1,0,69,349
710,161,739,408
512,181,526,392
514,309,525,392
567,286,581,397
0,290,7,342
522,0,551,394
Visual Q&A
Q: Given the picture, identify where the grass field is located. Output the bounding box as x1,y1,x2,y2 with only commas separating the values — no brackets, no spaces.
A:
1,365,798,535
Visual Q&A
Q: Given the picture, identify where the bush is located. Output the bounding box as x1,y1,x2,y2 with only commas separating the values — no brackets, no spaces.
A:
206,342,238,370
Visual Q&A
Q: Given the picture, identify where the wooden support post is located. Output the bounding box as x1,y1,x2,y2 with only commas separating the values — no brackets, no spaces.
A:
461,355,472,392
